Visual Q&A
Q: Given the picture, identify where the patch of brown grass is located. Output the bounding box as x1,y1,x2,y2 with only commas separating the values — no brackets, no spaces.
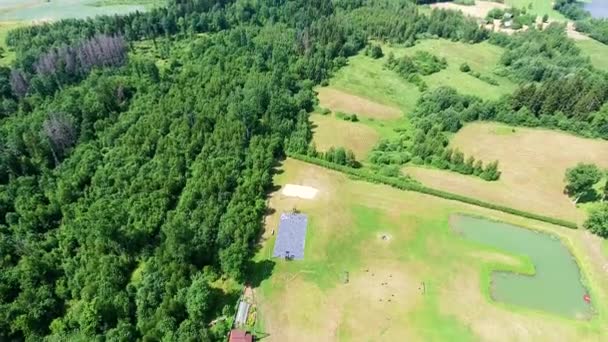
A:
317,87,401,120
407,122,608,223
310,113,379,160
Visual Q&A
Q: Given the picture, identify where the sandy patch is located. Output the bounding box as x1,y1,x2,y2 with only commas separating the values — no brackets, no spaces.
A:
282,184,319,199
317,87,402,120
430,1,507,19
566,21,590,40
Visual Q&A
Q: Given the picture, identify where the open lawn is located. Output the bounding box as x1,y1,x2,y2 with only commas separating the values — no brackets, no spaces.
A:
328,39,516,115
0,0,152,22
406,122,608,224
577,38,608,71
254,158,608,341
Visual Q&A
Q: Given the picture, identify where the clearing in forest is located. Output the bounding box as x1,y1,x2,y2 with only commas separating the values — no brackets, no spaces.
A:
253,158,608,342
316,87,401,120
406,122,608,224
310,113,380,160
327,39,516,115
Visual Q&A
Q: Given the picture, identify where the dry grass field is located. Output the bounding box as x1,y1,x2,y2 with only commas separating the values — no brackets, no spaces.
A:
406,122,608,223
316,87,402,120
253,159,608,342
310,113,379,159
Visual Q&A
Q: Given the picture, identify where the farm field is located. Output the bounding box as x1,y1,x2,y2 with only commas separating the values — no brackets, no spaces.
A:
316,87,402,120
406,122,608,224
254,158,608,341
326,39,516,115
310,109,410,161
0,0,158,21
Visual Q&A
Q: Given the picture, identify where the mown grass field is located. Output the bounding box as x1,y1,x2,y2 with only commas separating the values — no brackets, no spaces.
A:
406,122,608,224
327,39,516,115
254,158,608,341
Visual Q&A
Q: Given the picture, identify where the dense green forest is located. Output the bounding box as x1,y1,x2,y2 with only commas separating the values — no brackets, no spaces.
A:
2,0,608,340
0,0,491,340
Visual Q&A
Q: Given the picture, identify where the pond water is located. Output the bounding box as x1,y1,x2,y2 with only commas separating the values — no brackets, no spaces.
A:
585,0,608,18
0,0,147,22
451,214,593,319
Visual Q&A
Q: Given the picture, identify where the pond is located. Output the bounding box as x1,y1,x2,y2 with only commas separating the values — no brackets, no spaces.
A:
451,214,593,319
0,0,148,22
585,0,608,18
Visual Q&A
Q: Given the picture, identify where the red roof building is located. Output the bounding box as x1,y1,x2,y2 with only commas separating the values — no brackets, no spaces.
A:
229,329,253,342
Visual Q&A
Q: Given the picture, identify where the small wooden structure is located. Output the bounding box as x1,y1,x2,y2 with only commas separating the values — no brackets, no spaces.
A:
229,329,253,342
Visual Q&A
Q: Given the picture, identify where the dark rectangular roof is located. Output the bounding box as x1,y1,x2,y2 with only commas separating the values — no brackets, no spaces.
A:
272,213,308,260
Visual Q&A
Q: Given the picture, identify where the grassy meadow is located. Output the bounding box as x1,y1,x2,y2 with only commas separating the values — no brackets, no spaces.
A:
327,39,516,115
310,111,410,161
254,158,608,341
405,122,608,224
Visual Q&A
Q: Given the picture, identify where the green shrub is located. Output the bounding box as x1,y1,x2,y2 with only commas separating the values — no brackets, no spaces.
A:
370,45,384,59
460,63,471,73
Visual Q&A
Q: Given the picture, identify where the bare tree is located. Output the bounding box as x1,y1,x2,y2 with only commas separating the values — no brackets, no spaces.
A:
33,34,128,79
42,112,76,165
9,69,28,98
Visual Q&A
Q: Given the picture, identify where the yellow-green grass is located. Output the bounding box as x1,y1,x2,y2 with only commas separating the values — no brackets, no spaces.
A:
316,87,402,120
0,21,25,66
407,122,608,224
576,38,608,71
255,158,608,341
311,112,411,162
504,0,566,20
328,39,516,115
310,113,380,160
